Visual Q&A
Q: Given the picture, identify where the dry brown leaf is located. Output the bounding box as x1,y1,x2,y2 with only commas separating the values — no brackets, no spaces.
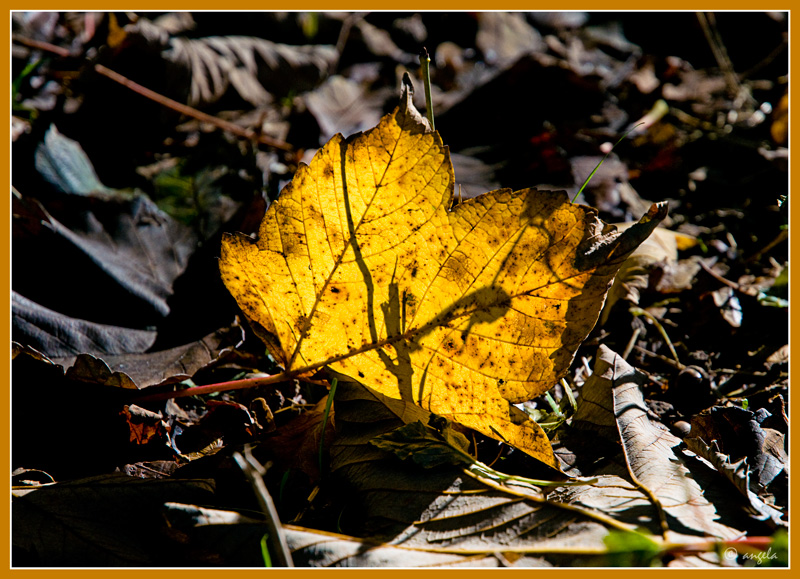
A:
600,224,698,324
12,475,215,566
573,345,742,540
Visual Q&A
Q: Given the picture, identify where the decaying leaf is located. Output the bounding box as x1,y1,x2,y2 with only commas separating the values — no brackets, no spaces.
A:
572,345,741,540
600,223,698,324
161,502,546,567
305,75,388,143
111,16,337,109
12,292,156,358
476,12,546,66
12,323,243,390
34,124,111,195
257,397,333,482
687,405,788,497
220,81,667,468
683,437,785,528
12,474,215,566
121,404,168,445
12,186,197,332
165,34,337,108
285,525,508,567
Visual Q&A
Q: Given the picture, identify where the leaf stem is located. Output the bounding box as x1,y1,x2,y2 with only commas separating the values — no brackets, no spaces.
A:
423,422,595,490
131,372,289,403
561,378,577,412
572,123,644,203
543,391,562,416
419,47,435,131
468,460,597,490
461,467,644,537
319,377,338,474
630,306,683,368
131,300,493,404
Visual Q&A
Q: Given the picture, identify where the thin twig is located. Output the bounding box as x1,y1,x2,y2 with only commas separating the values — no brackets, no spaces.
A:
738,35,788,80
629,306,683,369
233,447,294,567
12,34,72,57
12,35,294,152
133,324,428,403
696,12,741,97
697,259,740,290
615,443,670,539
633,345,684,370
461,468,644,537
135,287,528,404
329,12,364,74
94,64,293,151
745,229,788,264
622,327,641,360
572,123,643,203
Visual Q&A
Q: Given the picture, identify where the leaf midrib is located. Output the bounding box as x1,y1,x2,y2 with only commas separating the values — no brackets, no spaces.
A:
286,113,412,369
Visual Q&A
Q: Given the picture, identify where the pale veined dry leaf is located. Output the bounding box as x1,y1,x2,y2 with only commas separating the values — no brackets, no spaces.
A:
285,525,507,567
163,502,549,567
163,34,337,108
220,81,667,469
573,345,741,541
329,379,655,558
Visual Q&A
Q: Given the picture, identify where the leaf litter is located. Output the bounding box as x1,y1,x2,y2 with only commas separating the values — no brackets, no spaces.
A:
11,11,788,567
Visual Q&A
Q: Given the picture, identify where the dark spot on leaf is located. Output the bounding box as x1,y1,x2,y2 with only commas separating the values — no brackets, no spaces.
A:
331,287,340,294
358,371,365,378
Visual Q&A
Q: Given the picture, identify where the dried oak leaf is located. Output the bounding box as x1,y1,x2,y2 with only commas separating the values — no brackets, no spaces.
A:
220,82,666,469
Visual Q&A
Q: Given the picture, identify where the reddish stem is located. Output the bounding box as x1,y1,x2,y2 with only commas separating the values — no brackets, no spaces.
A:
724,537,776,549
12,34,72,57
666,536,778,556
132,372,291,404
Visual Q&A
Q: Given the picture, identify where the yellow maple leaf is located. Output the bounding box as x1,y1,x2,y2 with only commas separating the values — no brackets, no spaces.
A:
220,85,666,470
